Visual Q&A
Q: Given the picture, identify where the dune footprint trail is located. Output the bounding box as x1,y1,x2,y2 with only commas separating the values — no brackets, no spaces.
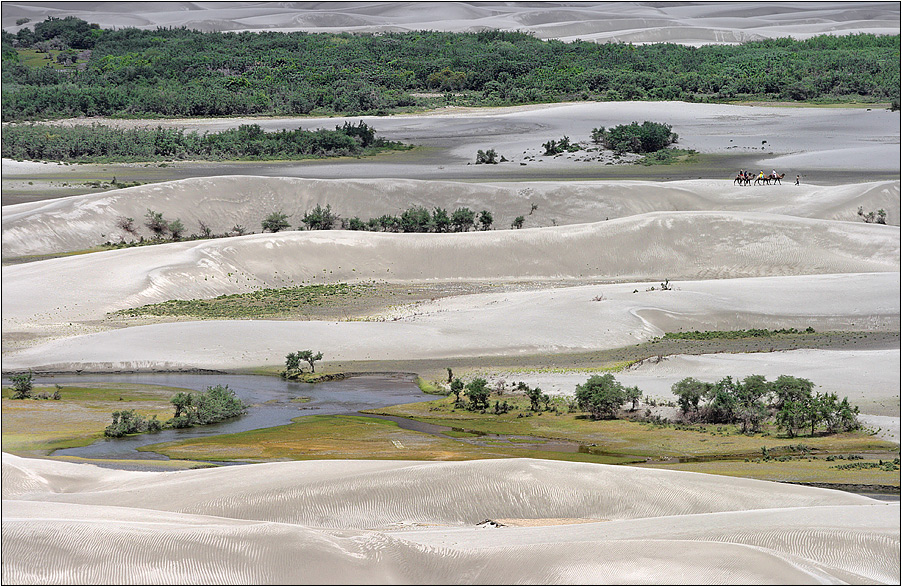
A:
2,455,899,585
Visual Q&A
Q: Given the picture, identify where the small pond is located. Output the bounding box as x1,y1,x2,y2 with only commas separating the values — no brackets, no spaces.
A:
20,373,428,461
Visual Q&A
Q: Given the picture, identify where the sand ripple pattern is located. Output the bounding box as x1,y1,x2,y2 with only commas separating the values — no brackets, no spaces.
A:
3,455,898,584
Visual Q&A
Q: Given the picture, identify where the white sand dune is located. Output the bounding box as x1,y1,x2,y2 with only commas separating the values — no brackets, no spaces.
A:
2,211,898,328
2,177,899,257
3,272,898,373
2,454,898,584
3,2,898,44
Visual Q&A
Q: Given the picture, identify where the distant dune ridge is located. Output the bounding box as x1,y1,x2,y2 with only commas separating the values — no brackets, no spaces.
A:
2,2,899,43
2,177,899,257
3,454,899,584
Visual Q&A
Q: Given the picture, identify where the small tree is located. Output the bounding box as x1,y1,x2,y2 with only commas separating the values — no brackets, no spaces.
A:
450,377,464,406
451,207,476,232
624,385,642,412
302,205,337,230
575,374,626,419
170,392,193,418
672,377,708,418
465,378,490,411
475,149,499,164
10,372,33,399
197,220,213,238
511,215,525,229
117,216,137,235
478,210,493,231
262,211,291,233
432,208,451,233
144,209,168,237
590,127,605,145
400,206,433,233
167,218,185,240
297,349,323,373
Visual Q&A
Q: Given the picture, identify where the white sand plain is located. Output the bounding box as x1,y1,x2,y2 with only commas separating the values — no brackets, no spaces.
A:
3,454,899,584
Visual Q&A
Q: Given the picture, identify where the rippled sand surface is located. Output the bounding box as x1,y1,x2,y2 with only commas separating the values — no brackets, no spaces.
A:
3,454,898,584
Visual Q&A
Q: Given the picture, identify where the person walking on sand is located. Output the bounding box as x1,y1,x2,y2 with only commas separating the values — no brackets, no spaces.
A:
795,174,800,185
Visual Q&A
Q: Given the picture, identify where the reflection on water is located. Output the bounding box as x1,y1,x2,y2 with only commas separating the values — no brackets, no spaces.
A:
29,373,427,461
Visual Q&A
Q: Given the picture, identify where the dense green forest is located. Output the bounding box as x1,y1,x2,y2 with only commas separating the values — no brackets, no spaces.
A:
1,16,899,121
0,120,408,161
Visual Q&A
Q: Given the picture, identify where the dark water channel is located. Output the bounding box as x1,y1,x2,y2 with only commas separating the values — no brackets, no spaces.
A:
27,373,429,461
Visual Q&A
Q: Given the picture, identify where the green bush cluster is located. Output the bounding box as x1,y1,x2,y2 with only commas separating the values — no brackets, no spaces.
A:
104,384,246,437
593,121,678,154
672,374,859,436
104,410,162,437
1,121,407,162
2,17,898,121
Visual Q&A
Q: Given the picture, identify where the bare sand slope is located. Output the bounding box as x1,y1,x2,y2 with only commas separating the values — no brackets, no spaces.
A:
3,2,898,43
3,273,898,373
3,454,898,584
3,177,899,257
3,211,898,328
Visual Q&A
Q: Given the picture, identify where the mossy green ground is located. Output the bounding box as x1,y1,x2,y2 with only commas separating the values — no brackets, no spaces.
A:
1,383,184,455
143,393,899,488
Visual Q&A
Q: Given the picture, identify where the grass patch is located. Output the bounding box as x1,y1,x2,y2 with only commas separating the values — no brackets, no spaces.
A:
416,377,445,395
141,414,636,465
116,283,374,319
661,327,816,340
1,383,191,455
639,148,698,166
369,395,898,476
639,456,901,487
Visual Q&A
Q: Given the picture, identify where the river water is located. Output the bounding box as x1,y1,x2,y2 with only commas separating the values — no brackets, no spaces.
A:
25,373,428,461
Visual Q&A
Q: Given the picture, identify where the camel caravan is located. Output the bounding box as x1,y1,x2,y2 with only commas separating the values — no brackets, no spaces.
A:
734,169,787,185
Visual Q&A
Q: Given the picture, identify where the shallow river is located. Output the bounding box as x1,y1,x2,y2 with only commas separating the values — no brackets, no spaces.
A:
31,373,428,461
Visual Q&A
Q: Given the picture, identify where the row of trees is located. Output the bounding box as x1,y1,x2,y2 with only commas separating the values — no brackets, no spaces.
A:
3,17,898,120
263,205,498,233
1,121,406,162
443,371,861,439
105,384,246,437
672,375,859,436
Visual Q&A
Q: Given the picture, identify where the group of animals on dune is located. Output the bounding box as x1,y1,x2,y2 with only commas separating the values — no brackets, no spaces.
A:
734,170,791,185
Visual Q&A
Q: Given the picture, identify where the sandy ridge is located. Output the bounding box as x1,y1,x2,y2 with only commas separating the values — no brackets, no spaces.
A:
2,177,899,257
3,273,898,372
2,211,898,330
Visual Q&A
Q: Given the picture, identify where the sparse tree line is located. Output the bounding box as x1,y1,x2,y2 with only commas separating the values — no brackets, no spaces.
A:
104,202,525,251
1,121,407,163
671,374,859,436
6,372,60,400
2,17,898,121
443,371,859,438
264,205,502,233
104,384,246,437
857,207,887,224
